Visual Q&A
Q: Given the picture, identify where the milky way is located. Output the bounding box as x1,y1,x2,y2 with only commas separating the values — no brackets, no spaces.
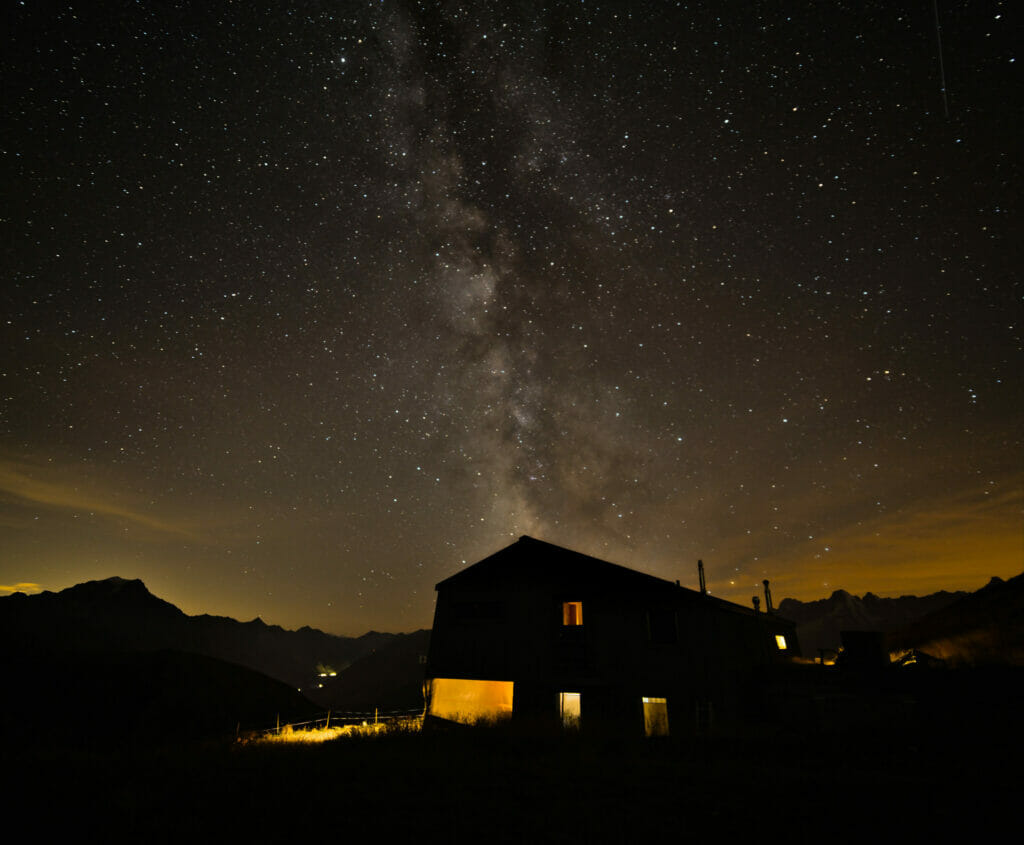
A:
3,1,1020,634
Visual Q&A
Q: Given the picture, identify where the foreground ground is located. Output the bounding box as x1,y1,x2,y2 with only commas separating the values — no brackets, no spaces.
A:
7,710,1018,843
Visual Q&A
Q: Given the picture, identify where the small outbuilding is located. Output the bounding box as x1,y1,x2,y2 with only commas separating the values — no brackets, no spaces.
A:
424,536,798,736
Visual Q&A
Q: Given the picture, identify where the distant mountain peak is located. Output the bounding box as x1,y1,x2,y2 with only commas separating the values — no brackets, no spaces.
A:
0,576,408,690
68,576,149,593
777,584,975,656
50,576,184,620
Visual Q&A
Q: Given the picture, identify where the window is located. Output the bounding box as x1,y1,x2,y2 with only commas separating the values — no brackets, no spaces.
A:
559,692,581,729
427,678,514,725
775,634,788,650
642,697,669,737
562,601,583,626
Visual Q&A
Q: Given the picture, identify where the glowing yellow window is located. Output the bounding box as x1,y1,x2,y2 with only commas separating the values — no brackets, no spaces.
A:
559,692,581,728
562,601,583,626
775,634,788,650
427,678,514,725
642,697,669,737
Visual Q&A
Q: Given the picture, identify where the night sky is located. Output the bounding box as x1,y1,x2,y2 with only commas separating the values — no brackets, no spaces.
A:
3,1,1020,635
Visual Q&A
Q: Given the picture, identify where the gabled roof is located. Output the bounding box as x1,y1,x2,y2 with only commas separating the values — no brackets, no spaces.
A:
436,536,762,617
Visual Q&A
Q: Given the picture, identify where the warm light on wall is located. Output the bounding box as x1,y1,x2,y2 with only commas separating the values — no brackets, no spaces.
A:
427,677,514,725
562,601,583,626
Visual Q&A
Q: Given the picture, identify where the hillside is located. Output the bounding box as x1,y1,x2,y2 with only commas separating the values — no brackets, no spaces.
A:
310,628,431,712
888,572,1024,665
1,648,319,749
778,573,1024,664
0,577,402,688
777,587,967,657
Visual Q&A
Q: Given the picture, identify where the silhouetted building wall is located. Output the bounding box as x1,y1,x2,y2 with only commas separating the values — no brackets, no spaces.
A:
425,536,798,736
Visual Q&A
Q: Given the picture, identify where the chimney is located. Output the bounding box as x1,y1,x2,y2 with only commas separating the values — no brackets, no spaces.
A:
698,560,707,595
752,596,761,614
762,579,774,614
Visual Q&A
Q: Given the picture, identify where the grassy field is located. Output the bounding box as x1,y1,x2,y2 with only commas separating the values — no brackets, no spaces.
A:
7,708,1018,842
5,664,1019,841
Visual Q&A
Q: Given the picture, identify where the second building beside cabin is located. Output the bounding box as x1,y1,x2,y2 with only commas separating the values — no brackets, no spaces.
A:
425,536,798,736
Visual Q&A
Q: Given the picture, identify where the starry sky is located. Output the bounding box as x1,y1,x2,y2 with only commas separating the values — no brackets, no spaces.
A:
3,1,1021,635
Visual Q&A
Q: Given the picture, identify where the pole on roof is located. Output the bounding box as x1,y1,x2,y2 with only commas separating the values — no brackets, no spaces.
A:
763,579,774,614
698,560,707,595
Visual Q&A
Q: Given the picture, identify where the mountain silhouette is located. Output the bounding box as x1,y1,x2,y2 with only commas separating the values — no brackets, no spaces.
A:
313,628,431,712
779,573,1024,664
1,647,318,749
0,577,404,688
888,572,1024,665
777,587,968,657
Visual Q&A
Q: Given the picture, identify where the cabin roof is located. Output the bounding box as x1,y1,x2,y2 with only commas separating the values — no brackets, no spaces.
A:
436,535,767,618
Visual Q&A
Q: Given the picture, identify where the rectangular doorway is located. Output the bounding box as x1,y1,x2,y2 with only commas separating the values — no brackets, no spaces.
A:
560,691,581,728
642,696,669,736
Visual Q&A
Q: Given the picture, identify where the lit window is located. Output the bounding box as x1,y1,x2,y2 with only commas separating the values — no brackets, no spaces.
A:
775,634,788,650
427,678,514,725
642,697,669,737
562,601,583,626
559,691,581,728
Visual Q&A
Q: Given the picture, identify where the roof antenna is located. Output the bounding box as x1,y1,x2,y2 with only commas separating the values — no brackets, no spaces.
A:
762,579,774,614
698,559,707,595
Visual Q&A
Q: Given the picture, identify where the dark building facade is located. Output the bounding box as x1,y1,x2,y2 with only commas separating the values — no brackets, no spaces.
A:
425,536,798,736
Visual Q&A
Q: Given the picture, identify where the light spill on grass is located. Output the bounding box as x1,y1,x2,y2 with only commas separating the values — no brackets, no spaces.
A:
247,719,421,745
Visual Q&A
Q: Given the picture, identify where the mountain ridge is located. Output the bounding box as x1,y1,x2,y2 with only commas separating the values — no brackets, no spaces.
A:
0,576,417,689
778,573,1024,662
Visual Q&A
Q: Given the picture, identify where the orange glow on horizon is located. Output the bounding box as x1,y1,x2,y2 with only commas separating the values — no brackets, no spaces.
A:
713,484,1024,603
0,581,41,595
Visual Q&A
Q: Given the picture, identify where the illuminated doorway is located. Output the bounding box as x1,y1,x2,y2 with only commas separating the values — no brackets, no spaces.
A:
642,697,669,736
560,691,581,728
